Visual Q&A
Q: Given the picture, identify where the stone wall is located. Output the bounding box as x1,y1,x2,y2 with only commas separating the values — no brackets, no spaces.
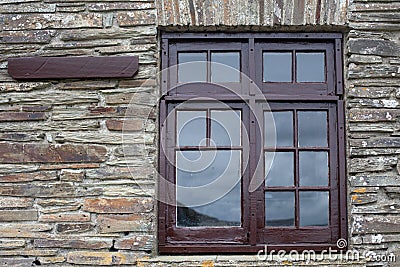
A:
0,0,399,266
346,0,400,265
0,1,158,266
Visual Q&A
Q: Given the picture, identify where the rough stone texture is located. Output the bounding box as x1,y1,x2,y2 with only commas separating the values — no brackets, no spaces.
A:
0,0,399,266
346,0,400,264
157,0,348,26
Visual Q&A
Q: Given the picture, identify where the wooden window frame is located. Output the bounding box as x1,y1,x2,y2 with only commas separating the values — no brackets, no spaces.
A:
159,32,347,254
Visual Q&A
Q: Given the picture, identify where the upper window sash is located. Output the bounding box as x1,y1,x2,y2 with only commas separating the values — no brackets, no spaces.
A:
254,42,336,96
163,35,343,98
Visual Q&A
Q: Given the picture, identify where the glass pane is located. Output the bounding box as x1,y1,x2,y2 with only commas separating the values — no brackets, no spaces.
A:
265,191,295,227
211,52,240,82
299,152,329,186
296,52,325,82
298,111,328,147
176,150,241,227
300,191,329,227
211,110,241,146
177,111,206,146
263,52,292,82
265,152,294,187
265,111,293,147
178,53,207,82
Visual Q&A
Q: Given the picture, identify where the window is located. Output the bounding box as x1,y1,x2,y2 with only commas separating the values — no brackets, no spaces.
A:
159,33,346,253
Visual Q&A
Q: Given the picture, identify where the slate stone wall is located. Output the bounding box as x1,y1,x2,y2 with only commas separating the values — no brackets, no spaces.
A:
0,0,399,266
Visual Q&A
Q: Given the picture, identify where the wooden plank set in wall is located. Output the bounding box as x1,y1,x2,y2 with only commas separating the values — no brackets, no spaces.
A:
8,56,139,80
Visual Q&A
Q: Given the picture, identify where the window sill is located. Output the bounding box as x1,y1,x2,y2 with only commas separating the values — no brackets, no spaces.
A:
138,255,366,266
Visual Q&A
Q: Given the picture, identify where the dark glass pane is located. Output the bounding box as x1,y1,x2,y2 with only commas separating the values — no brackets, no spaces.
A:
265,111,293,147
211,52,240,82
211,110,241,146
298,111,328,147
177,111,206,146
299,151,329,186
263,52,292,82
265,191,295,227
265,152,294,187
178,53,207,82
296,52,325,82
300,191,329,227
176,150,241,227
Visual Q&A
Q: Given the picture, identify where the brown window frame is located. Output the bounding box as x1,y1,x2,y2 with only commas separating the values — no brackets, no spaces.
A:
159,32,347,254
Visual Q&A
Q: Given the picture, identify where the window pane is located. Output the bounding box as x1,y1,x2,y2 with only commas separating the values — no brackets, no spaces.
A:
265,152,294,187
176,150,241,227
265,111,293,147
296,52,325,82
263,52,292,82
300,191,329,227
298,111,328,147
177,111,206,146
178,53,207,82
211,52,240,82
265,191,295,227
299,152,329,186
211,110,241,147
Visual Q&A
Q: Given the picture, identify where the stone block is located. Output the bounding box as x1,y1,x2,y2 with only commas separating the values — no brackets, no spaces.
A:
350,156,397,173
98,214,151,233
349,109,398,122
0,183,71,197
67,251,137,265
1,13,103,31
106,119,143,131
39,212,91,222
88,2,154,11
348,39,400,57
0,258,35,267
0,240,25,249
0,112,46,122
56,223,95,234
0,197,33,208
0,143,107,163
0,224,52,238
117,10,156,26
83,197,153,213
0,210,37,221
34,238,111,249
350,175,400,187
60,170,85,182
0,171,57,183
353,215,400,234
114,235,153,250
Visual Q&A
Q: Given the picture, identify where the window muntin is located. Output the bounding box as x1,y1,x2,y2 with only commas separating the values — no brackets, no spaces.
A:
159,33,346,253
263,51,326,83
255,42,334,95
177,51,241,84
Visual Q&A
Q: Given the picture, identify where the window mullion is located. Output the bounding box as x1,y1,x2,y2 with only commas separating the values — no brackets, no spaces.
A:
294,109,300,228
